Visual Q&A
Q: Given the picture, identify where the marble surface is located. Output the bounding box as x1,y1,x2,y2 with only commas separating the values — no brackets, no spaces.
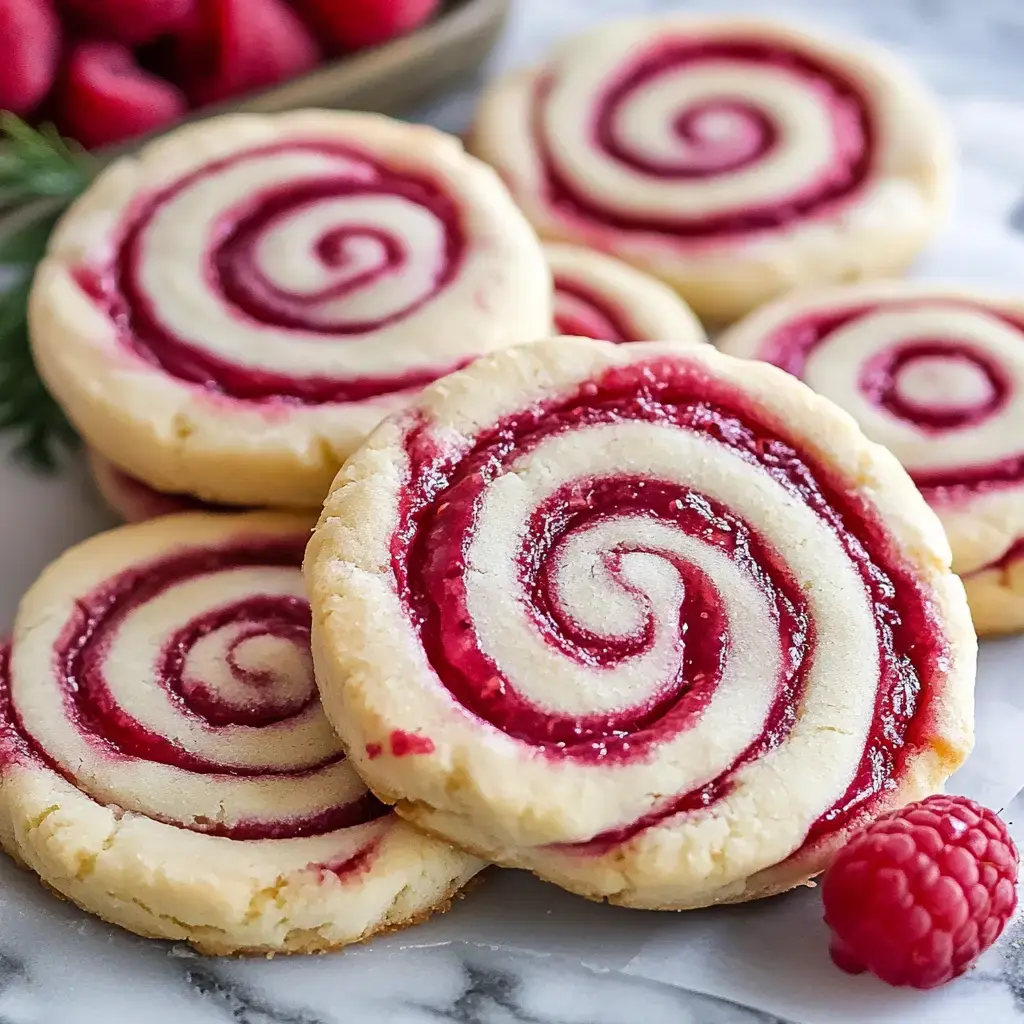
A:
4,0,1024,1021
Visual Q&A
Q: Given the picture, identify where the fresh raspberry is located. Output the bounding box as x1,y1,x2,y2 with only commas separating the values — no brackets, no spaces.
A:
58,0,194,46
822,795,1019,989
176,0,320,108
59,41,186,150
295,0,441,53
0,0,61,116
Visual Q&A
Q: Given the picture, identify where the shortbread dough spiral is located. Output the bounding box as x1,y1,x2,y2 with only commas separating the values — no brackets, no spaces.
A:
545,244,706,344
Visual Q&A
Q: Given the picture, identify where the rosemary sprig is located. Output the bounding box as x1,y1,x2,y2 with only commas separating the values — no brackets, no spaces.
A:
0,115,95,470
0,113,92,210
0,266,78,471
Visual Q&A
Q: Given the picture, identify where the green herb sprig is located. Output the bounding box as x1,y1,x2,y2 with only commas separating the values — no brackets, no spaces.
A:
0,114,95,470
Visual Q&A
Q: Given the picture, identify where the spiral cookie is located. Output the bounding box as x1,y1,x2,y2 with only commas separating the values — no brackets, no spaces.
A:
87,448,231,522
546,244,706,343
306,337,975,910
471,17,949,323
717,282,1024,634
29,111,552,509
87,449,323,524
0,513,480,954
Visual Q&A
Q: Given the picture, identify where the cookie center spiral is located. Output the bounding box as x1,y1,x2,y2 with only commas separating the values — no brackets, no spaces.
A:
600,80,778,179
863,343,1007,430
762,302,1024,497
1,536,387,840
393,357,945,846
164,598,317,727
80,142,466,404
539,38,873,238
670,101,774,170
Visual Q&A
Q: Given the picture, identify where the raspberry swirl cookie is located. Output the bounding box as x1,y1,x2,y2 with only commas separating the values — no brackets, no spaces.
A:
307,337,975,910
718,282,1024,635
546,244,706,343
471,17,949,323
86,449,321,524
29,111,551,509
87,448,232,521
0,513,480,953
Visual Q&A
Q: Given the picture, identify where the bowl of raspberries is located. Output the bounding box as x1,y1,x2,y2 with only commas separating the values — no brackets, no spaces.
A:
0,0,507,151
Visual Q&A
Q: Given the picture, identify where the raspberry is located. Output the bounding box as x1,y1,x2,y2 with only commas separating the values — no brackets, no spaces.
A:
822,795,1019,989
177,0,320,108
59,42,186,150
58,0,194,46
295,0,441,53
0,0,61,116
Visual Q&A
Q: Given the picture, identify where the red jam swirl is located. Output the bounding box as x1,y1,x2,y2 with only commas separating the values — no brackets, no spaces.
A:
0,540,387,840
537,40,873,240
391,357,947,845
79,141,466,405
860,341,1008,432
763,302,1023,497
552,278,634,342
313,839,382,880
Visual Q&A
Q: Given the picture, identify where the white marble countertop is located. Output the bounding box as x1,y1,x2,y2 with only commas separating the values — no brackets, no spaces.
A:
4,1,1024,1022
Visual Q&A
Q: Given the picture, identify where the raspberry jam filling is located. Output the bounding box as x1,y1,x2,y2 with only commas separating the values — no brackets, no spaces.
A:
78,141,466,405
416,474,802,758
392,357,946,846
0,539,387,840
552,278,634,342
389,730,436,756
536,40,873,239
763,302,1024,496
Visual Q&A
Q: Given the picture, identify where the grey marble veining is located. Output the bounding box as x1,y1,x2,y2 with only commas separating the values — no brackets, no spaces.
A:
182,947,792,1023
0,860,795,1024
0,843,790,1024
3,837,1024,1024
3,1,1024,1022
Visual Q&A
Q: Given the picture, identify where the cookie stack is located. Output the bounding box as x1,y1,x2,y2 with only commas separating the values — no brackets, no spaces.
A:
467,16,1024,635
1,12,1000,954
